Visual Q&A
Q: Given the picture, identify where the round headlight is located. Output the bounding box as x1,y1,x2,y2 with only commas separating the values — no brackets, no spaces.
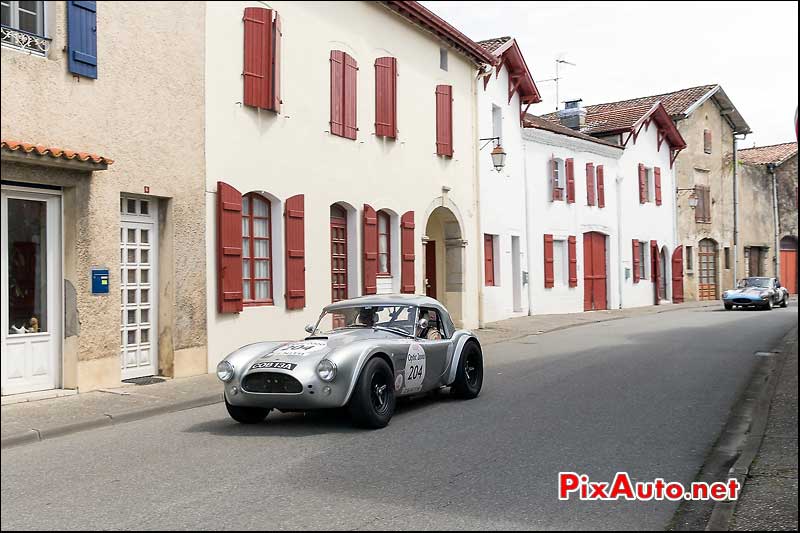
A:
216,360,234,382
317,359,337,382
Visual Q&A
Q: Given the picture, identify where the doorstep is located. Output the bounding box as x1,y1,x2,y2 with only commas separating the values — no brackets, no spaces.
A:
1,388,78,406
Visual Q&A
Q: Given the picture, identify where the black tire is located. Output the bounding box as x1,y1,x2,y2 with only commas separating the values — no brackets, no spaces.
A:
452,341,483,399
724,303,733,311
225,398,270,424
348,357,396,429
780,297,788,308
764,299,773,311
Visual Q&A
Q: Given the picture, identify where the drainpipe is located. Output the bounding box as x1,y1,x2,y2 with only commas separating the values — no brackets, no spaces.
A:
522,140,534,315
768,162,780,278
473,66,486,328
732,136,739,283
616,172,625,309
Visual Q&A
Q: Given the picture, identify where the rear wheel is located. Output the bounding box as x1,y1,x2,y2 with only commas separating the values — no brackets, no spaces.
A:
780,295,788,308
452,342,483,399
348,357,396,429
724,303,733,311
225,398,270,424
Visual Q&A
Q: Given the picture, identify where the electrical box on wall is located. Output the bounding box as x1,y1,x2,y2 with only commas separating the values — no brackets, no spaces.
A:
91,268,110,294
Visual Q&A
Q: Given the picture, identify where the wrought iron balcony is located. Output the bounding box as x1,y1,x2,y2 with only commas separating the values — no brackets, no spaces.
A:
1,25,50,56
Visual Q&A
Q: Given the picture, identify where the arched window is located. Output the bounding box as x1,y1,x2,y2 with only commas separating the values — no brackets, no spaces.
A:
378,210,391,275
242,193,273,305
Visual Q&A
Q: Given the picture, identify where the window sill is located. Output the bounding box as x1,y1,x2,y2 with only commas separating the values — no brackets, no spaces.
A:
376,273,392,278
243,300,275,308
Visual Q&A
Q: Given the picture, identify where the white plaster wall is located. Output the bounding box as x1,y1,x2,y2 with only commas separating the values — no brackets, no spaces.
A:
478,65,529,323
523,129,623,314
615,124,678,309
204,1,481,370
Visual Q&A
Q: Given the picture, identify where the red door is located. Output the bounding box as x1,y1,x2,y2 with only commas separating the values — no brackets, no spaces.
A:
425,241,437,298
330,205,348,327
781,249,798,293
583,232,607,311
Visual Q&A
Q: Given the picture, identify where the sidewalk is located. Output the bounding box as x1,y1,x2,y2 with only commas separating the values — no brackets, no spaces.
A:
730,329,798,531
1,299,717,449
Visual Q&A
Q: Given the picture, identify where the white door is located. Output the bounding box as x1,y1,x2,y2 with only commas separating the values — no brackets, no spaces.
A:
120,197,158,380
1,188,62,396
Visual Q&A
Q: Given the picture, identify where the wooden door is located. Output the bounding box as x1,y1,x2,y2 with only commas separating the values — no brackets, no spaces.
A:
330,206,348,328
781,249,797,294
698,239,718,300
425,241,437,298
582,232,607,311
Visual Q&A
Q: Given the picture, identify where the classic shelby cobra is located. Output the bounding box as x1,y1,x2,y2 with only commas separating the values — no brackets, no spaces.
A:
216,295,483,429
722,277,789,310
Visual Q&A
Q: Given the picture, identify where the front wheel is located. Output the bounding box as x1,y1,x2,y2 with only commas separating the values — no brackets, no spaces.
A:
724,303,733,311
225,398,270,424
763,299,773,311
452,342,483,399
348,357,396,429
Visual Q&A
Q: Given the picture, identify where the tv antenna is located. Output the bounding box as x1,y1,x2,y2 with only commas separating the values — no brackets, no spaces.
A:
536,58,576,111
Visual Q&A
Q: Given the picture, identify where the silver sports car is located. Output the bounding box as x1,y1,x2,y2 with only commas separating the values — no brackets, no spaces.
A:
722,277,789,310
216,295,483,429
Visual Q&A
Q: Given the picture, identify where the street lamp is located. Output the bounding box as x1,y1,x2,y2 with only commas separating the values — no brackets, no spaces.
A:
479,137,506,172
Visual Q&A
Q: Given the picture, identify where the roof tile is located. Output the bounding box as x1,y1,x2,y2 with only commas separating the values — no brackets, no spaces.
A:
1,140,114,166
738,142,798,166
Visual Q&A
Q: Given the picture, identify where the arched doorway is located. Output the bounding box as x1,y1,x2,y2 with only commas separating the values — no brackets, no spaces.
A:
780,235,798,294
330,204,349,304
424,206,464,326
698,238,718,300
582,231,607,311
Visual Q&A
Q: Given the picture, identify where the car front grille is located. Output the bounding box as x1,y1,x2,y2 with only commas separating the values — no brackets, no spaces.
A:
242,372,303,394
734,298,754,304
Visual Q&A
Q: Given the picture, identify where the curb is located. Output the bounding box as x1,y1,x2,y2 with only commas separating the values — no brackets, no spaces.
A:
705,327,797,531
1,393,222,450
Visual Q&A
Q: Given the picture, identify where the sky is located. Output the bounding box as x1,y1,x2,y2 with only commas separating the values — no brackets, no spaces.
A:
421,1,798,148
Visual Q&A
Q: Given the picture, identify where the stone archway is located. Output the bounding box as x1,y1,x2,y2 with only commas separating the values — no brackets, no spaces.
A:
424,206,464,327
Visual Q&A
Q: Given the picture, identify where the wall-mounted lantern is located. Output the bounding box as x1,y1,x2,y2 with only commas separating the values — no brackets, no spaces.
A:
479,137,506,172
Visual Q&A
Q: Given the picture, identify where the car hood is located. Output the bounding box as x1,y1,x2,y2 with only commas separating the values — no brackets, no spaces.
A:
247,328,404,367
725,287,770,296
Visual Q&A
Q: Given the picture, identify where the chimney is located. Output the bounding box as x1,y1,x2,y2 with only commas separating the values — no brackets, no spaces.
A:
559,99,586,130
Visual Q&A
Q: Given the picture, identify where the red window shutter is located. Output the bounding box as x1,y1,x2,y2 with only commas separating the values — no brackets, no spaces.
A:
566,158,575,203
651,240,659,283
632,239,640,283
217,181,244,313
704,129,712,154
330,50,345,137
586,163,596,206
484,235,495,286
638,163,647,203
375,57,397,138
597,165,605,208
362,204,378,295
284,194,305,309
243,7,273,110
550,156,558,201
271,13,281,112
343,53,358,140
400,211,415,293
654,167,662,206
435,85,453,157
544,234,554,288
672,245,684,303
568,235,578,287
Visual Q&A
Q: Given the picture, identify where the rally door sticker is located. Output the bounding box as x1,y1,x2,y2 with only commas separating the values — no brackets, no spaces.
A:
403,343,426,393
271,340,327,357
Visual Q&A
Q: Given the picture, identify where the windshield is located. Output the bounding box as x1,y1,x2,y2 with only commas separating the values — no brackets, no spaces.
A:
739,278,771,288
312,305,417,336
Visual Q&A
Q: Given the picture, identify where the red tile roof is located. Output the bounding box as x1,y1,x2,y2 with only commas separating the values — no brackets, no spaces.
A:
1,140,114,166
477,36,512,54
380,1,497,66
738,142,798,166
477,36,541,104
523,115,623,150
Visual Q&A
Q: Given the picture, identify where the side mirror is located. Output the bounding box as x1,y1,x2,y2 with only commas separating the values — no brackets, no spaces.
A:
305,324,315,334
776,281,781,288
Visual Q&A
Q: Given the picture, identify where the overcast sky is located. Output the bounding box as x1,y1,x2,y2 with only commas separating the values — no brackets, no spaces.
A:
422,1,798,148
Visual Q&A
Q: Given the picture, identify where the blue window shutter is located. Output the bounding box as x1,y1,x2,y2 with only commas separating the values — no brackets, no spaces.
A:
68,1,98,79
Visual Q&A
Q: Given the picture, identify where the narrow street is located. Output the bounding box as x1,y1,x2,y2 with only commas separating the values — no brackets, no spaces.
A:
2,303,796,531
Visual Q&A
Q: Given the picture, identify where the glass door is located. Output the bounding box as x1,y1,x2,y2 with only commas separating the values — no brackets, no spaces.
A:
1,189,61,396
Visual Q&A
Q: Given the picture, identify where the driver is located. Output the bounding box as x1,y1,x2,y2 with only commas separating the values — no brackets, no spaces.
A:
418,310,442,340
356,307,377,327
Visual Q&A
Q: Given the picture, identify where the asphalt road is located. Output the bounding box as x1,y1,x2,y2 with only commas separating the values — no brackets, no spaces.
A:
2,303,797,531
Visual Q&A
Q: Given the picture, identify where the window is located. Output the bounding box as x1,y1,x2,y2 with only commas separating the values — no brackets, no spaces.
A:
484,234,496,286
492,104,503,145
553,240,567,286
639,241,648,281
439,47,448,71
1,1,43,35
378,211,390,275
241,193,273,304
551,158,565,201
703,129,712,154
695,186,711,223
643,168,652,202
686,246,694,271
724,247,730,269
746,246,766,277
